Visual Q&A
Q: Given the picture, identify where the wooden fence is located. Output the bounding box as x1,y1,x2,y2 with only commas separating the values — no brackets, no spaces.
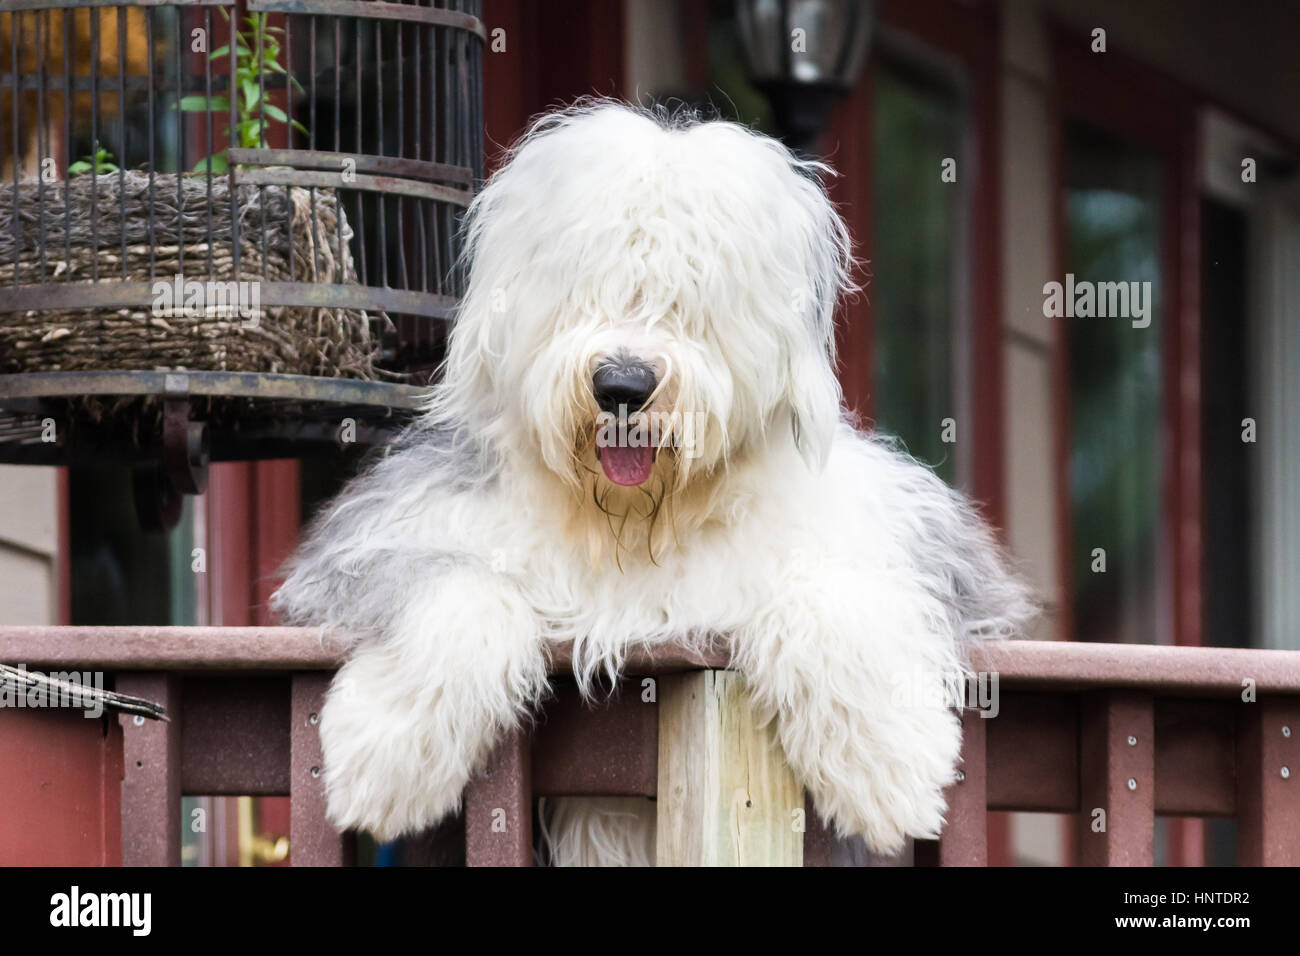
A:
1,627,1298,866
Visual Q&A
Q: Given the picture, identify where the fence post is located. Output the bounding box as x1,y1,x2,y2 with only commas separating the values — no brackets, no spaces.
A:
1077,691,1154,865
1236,697,1300,865
802,796,834,866
916,706,989,866
290,673,351,866
118,673,182,867
656,669,803,866
465,728,533,866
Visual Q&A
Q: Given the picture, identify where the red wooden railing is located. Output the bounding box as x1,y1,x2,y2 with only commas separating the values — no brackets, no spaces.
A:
1,627,1298,866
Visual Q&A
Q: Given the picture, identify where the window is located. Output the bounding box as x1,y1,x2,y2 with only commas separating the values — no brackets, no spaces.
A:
871,56,968,487
1064,121,1164,646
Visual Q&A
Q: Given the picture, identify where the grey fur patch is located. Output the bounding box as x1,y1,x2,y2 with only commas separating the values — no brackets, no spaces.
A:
271,420,498,644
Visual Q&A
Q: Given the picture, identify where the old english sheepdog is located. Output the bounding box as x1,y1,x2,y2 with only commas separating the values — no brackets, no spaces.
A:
273,101,1036,865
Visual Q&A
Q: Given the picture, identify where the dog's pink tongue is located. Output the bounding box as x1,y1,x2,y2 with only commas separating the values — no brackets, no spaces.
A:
600,444,655,486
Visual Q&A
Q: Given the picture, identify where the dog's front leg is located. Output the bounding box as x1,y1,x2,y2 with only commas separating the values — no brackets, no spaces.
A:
731,566,965,856
318,565,548,842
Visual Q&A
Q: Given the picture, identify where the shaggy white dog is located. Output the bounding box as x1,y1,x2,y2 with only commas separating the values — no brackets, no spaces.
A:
273,101,1035,865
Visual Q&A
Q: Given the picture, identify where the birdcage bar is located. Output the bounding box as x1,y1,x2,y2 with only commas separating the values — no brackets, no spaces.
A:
0,279,456,313
0,368,424,465
33,9,45,278
2,0,231,8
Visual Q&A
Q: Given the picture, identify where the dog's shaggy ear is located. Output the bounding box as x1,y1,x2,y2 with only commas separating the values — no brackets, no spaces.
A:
785,344,842,471
780,153,858,471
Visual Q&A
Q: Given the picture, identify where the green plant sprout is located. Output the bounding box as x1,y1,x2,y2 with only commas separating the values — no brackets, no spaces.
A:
68,143,120,177
178,10,307,174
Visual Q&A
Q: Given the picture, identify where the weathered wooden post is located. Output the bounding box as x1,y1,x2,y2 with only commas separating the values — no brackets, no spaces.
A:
656,670,804,866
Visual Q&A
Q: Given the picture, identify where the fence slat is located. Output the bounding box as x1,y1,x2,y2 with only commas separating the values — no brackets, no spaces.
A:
656,670,802,866
289,673,349,866
118,673,181,867
802,797,834,866
1078,691,1154,865
935,707,989,866
1235,698,1300,865
531,682,657,797
464,728,533,866
182,677,291,796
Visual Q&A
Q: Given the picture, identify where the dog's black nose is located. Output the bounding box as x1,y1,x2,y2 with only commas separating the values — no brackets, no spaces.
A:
593,363,657,414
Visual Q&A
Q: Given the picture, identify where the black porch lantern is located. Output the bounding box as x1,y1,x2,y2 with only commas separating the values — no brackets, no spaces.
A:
736,0,875,151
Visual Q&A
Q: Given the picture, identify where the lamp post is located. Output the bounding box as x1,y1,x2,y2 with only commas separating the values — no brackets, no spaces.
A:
736,0,875,152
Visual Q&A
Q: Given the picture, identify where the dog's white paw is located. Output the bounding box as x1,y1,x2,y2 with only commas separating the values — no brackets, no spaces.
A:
782,692,962,855
319,650,482,840
733,563,967,856
315,566,548,842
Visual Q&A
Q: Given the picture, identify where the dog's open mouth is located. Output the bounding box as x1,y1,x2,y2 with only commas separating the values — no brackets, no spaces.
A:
596,443,656,486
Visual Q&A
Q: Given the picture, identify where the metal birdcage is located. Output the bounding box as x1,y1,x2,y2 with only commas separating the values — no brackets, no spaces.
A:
0,0,482,525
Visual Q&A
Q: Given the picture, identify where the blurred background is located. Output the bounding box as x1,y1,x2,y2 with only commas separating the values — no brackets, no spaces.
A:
1,0,1297,865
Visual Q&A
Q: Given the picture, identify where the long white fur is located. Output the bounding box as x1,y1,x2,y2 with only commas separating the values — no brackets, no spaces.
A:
538,798,656,867
272,100,1036,863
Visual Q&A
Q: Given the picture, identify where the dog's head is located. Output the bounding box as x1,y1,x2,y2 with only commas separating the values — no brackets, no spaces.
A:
432,102,855,547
